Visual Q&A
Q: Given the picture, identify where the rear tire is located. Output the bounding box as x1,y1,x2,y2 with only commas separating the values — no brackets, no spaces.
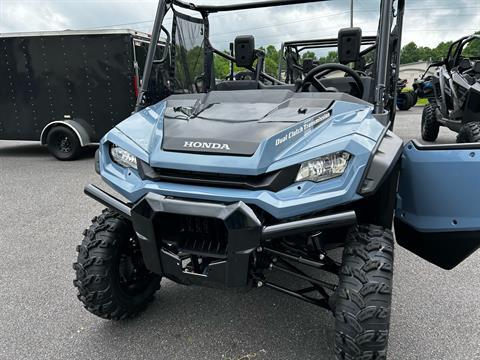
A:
334,225,394,360
73,209,161,320
396,93,409,111
456,122,480,143
410,92,418,107
421,104,440,141
405,92,417,109
46,126,82,160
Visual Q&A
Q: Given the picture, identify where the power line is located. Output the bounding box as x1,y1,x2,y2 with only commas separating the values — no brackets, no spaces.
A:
88,5,479,30
207,6,480,38
210,10,352,37
91,20,154,29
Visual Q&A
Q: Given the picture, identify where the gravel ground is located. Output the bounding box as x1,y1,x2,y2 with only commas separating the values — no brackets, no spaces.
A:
0,106,479,360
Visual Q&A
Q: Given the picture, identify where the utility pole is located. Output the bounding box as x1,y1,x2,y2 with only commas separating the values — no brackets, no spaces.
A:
350,0,354,27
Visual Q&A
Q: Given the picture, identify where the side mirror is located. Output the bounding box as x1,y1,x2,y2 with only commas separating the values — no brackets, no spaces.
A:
338,27,362,65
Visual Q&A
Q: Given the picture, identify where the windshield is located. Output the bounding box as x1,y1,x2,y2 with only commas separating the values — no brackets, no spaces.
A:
137,0,404,120
172,11,205,93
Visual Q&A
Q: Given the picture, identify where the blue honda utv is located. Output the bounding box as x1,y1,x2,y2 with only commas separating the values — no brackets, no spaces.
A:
73,0,480,358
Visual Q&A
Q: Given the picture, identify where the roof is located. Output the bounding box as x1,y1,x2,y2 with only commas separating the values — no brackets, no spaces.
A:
0,29,152,39
173,0,327,13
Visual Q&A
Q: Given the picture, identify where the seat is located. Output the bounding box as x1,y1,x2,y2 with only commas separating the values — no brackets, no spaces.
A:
457,58,472,73
318,76,375,103
472,61,480,80
216,80,259,91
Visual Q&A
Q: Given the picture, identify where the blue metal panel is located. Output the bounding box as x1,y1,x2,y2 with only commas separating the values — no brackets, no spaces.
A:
98,132,374,219
396,142,480,233
115,101,166,154
110,99,383,175
97,98,388,219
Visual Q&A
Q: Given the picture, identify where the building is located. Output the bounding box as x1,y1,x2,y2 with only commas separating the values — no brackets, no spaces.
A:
399,61,437,87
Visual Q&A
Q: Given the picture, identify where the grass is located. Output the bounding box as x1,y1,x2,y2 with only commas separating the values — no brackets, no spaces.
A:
416,98,428,106
401,87,428,106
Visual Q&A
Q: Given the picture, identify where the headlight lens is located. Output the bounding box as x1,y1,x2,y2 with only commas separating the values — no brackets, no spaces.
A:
296,151,351,183
110,145,137,170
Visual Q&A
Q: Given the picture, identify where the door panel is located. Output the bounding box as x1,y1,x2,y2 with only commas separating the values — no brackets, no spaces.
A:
395,141,480,269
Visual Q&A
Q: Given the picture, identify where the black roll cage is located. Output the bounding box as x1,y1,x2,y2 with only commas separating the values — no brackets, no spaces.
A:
445,34,480,72
136,0,405,120
277,36,378,77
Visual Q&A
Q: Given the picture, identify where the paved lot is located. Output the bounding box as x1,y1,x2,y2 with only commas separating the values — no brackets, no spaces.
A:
0,106,479,360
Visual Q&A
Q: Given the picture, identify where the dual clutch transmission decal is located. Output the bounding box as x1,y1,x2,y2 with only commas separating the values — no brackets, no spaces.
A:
275,110,332,146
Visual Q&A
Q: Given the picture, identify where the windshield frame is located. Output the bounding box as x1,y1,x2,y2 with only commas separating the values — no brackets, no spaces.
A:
136,0,405,121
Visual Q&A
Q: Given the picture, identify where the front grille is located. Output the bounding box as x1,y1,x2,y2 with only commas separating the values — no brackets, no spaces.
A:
180,215,228,257
157,214,228,258
138,161,299,192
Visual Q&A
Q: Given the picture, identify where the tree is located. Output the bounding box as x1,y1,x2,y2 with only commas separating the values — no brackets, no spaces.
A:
431,41,453,62
400,42,420,64
266,45,280,63
463,31,480,58
264,57,278,76
214,53,231,79
318,51,338,64
263,45,281,76
302,51,317,60
174,45,204,88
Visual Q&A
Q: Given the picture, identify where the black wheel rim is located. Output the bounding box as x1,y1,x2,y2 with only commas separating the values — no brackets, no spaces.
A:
55,134,72,153
118,236,153,295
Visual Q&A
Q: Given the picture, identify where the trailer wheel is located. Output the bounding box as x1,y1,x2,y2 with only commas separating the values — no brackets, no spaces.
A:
73,208,161,320
457,122,480,143
46,126,82,160
333,225,394,360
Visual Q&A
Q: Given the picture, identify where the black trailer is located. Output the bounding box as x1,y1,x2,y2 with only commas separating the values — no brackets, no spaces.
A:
0,29,169,160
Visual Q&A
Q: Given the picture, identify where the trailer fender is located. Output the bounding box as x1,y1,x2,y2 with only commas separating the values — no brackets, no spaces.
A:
40,119,94,147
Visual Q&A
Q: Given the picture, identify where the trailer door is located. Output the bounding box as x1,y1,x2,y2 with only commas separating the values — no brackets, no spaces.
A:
394,141,480,269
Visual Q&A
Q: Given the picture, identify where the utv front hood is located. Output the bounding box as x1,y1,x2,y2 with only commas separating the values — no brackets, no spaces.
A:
162,90,333,156
115,90,385,175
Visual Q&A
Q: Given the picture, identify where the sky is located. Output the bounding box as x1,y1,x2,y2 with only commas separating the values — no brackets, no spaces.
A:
1,0,479,52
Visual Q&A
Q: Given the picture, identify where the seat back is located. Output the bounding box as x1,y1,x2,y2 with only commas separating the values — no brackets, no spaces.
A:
319,76,375,103
216,80,259,91
235,35,256,68
338,27,362,65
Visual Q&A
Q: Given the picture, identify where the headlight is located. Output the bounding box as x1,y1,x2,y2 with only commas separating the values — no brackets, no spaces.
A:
295,151,351,183
110,145,137,170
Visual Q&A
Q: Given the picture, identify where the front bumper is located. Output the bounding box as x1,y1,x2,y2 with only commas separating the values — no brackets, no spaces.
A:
85,184,357,288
